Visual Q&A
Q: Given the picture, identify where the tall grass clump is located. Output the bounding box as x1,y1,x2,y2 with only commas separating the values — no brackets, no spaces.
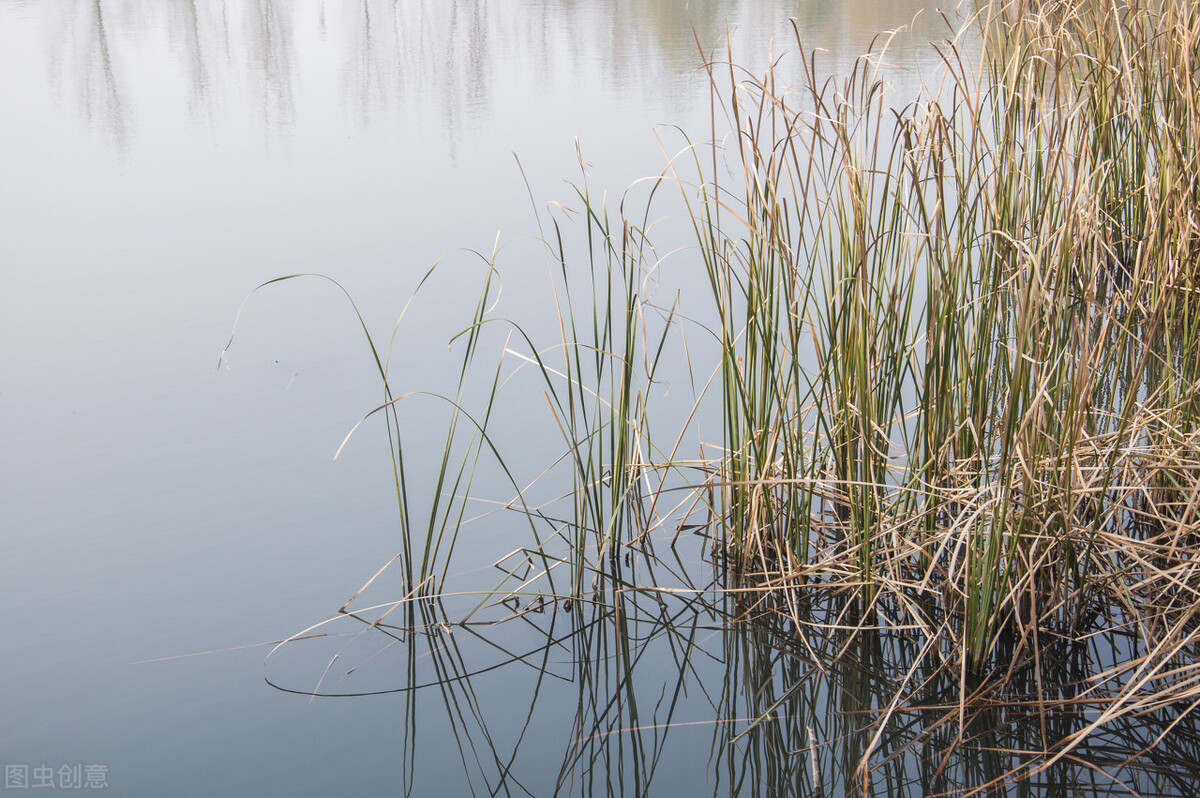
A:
674,0,1200,676
534,177,672,578
237,0,1200,790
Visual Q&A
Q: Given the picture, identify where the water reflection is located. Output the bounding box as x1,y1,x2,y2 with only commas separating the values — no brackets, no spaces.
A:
264,533,1200,796
28,0,951,150
46,0,130,148
242,0,297,132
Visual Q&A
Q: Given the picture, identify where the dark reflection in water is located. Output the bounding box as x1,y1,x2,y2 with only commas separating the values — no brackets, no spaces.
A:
264,532,1200,797
29,0,950,153
242,0,297,133
46,0,130,147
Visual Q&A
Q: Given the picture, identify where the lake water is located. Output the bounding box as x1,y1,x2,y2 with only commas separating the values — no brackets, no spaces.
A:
6,2,1191,795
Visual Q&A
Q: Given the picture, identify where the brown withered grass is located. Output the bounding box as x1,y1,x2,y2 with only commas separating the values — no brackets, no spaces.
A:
651,0,1200,785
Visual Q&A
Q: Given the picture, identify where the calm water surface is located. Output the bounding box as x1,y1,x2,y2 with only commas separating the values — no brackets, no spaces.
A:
0,2,1037,795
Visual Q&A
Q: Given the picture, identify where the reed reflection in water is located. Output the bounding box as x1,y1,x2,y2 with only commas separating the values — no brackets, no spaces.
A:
262,524,1200,797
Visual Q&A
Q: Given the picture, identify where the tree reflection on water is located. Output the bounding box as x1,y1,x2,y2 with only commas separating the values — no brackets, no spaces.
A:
34,0,946,153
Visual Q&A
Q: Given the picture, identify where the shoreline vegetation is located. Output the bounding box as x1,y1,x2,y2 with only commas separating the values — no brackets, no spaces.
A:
228,0,1200,793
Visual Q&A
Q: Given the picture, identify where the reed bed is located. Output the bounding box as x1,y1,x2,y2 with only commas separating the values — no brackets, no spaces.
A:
234,0,1200,792
636,0,1200,786
673,0,1199,658
489,0,1200,785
